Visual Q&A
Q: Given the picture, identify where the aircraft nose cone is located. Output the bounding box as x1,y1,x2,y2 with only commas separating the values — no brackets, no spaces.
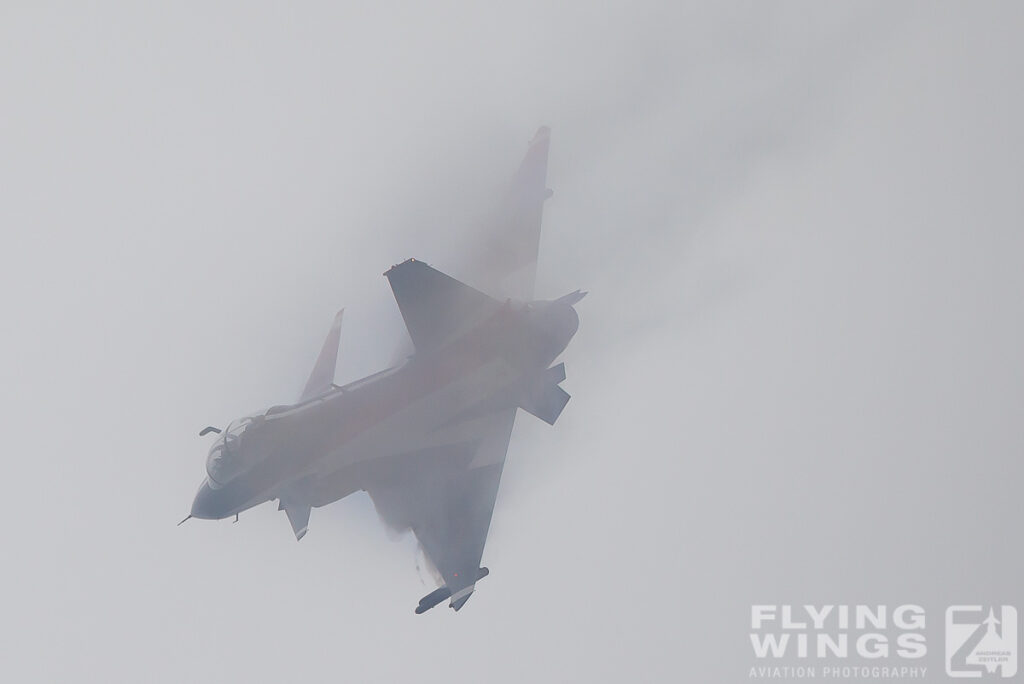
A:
190,479,224,520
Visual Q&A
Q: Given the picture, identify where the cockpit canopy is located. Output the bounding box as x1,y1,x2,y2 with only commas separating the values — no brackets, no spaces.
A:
206,415,259,486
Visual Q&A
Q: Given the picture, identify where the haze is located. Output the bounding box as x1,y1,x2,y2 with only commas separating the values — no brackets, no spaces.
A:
1,2,1022,682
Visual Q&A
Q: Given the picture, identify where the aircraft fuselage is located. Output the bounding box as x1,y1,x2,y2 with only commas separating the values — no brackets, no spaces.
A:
190,297,578,522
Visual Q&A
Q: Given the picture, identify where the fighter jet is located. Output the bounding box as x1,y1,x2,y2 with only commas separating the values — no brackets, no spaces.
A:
184,128,582,613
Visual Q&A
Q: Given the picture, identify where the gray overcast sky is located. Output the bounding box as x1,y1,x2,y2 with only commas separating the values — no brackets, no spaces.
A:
1,2,1022,682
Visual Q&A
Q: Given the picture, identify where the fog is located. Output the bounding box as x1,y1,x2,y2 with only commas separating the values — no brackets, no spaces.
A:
1,2,1022,682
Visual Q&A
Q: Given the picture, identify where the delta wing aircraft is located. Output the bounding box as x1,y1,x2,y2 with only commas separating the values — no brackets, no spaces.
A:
183,128,581,613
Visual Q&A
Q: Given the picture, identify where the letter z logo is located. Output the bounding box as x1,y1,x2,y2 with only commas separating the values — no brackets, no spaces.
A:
946,605,1018,678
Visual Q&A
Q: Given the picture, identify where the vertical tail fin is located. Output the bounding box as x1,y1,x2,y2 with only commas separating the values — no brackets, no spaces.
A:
384,260,501,352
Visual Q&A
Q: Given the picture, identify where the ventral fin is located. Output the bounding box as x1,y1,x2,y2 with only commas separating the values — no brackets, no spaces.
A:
278,500,311,541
